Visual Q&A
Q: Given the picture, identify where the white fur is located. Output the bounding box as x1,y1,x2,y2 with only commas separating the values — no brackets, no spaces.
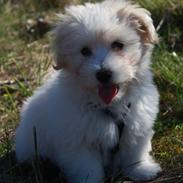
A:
15,0,161,182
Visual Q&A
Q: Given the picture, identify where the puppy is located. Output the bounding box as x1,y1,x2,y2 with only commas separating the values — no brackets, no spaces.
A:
15,0,161,182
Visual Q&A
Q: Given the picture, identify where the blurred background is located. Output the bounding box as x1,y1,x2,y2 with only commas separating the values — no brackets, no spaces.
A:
0,0,183,182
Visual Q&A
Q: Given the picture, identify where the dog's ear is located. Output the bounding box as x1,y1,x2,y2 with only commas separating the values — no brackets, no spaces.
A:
52,14,71,70
117,4,159,44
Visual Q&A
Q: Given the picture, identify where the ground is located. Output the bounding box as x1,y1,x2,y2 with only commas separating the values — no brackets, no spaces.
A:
0,0,183,182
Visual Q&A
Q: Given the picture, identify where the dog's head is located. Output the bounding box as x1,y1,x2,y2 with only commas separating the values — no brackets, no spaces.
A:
52,0,158,105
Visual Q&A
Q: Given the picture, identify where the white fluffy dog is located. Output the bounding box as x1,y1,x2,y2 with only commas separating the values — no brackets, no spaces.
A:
15,0,161,182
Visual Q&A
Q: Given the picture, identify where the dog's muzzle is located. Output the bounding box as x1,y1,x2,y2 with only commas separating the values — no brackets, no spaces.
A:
96,69,119,104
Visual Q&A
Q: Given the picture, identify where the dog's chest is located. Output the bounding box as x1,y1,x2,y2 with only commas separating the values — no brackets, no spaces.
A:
88,110,124,151
98,118,122,171
84,102,130,155
102,120,119,149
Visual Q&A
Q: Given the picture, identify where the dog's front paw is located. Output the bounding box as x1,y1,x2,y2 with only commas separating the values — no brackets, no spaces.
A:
125,161,161,181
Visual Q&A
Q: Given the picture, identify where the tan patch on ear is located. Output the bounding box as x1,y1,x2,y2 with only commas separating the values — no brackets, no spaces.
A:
117,5,159,44
132,15,159,44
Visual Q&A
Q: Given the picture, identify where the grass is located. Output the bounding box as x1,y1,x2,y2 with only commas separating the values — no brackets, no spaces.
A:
0,0,183,182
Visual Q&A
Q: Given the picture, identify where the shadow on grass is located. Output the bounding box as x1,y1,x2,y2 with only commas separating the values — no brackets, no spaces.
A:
0,151,66,183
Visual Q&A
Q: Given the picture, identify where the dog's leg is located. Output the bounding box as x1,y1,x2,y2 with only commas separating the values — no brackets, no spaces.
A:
116,86,161,181
57,148,104,183
117,128,161,181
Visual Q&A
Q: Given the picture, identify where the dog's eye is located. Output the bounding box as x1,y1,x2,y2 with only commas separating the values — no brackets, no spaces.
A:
81,47,92,57
111,41,124,51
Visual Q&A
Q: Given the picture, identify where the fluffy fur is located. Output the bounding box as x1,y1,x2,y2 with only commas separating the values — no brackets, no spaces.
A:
15,0,161,182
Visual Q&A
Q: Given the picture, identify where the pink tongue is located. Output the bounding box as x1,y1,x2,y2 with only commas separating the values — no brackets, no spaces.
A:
98,84,118,104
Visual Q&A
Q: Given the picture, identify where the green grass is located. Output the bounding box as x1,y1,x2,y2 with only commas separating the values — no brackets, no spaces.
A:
0,0,183,182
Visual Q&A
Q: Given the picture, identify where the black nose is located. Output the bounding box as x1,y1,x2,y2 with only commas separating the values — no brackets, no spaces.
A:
96,69,112,83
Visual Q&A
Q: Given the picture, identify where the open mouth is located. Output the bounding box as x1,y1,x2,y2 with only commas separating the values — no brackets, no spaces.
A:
98,84,119,104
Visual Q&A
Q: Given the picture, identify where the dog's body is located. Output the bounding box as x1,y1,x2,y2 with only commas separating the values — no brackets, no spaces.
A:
15,0,161,182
